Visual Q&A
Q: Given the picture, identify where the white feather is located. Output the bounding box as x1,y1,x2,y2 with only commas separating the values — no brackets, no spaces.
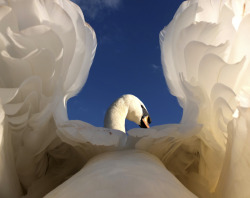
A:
1,0,250,198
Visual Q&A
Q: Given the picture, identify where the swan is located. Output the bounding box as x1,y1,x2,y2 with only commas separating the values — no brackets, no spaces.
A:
104,94,151,132
1,0,250,197
11,93,195,198
44,94,196,198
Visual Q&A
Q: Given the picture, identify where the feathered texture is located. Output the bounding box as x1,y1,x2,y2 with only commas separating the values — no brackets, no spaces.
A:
158,0,250,197
0,0,97,197
215,107,250,198
0,101,22,197
1,0,250,197
45,150,196,198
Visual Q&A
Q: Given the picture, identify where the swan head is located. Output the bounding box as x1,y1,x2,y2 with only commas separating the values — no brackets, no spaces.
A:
104,94,151,132
125,95,151,129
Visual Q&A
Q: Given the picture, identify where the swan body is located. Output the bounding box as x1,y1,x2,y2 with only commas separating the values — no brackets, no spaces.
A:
45,150,196,198
45,95,196,197
1,0,250,197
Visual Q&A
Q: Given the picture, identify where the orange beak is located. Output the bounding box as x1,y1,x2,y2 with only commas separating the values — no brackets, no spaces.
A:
142,116,150,128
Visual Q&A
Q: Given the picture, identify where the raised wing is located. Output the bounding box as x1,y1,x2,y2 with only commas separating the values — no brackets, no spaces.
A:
0,0,114,197
155,0,250,197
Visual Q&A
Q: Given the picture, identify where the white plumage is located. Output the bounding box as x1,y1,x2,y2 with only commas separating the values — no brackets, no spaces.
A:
1,0,250,198
44,94,196,198
45,150,196,198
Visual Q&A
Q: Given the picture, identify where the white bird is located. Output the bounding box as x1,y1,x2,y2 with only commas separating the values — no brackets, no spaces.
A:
44,94,196,198
1,0,250,198
104,94,151,132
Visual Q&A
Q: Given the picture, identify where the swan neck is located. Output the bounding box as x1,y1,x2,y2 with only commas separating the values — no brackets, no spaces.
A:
104,98,128,133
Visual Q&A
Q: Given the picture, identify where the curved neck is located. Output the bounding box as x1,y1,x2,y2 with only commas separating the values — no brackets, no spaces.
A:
104,98,129,133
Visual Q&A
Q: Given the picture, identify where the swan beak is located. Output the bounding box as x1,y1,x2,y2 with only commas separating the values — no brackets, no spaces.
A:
140,116,150,128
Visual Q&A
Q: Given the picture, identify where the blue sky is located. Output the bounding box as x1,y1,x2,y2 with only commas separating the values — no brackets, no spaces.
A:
68,0,185,130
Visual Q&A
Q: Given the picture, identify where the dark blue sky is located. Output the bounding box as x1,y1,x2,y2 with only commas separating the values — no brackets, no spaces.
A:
68,0,185,130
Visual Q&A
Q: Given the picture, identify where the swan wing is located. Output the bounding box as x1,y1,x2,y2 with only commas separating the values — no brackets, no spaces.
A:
0,101,23,197
0,0,104,197
158,1,250,197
